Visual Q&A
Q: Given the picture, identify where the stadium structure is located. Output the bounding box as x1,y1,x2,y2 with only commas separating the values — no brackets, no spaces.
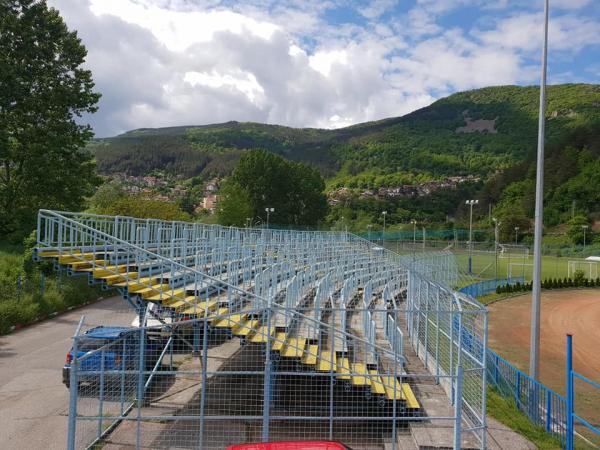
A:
34,210,487,450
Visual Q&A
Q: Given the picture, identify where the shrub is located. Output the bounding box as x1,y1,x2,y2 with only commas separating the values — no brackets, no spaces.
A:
0,300,39,334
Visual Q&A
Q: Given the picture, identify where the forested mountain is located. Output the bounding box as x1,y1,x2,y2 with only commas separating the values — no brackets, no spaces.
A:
91,83,600,230
93,83,599,179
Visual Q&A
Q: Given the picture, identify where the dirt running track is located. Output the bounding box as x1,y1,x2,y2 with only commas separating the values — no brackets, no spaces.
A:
488,289,600,424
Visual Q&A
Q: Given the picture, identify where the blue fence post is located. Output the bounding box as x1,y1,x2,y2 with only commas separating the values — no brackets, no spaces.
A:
495,354,499,385
40,273,45,296
516,371,521,409
566,334,574,450
546,390,552,433
453,366,463,450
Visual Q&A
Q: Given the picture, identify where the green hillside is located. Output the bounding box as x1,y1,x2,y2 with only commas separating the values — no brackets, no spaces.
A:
91,83,600,231
93,84,599,180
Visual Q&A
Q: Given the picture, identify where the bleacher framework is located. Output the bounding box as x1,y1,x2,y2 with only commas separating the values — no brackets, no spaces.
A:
35,210,487,450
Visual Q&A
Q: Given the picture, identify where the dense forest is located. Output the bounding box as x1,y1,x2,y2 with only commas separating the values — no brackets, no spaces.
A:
92,83,600,236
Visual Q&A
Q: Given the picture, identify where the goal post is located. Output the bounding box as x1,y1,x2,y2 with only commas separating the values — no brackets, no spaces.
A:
498,244,529,259
508,262,534,282
568,260,598,279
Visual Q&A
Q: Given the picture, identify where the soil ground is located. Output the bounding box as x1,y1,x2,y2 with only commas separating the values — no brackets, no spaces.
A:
488,289,600,440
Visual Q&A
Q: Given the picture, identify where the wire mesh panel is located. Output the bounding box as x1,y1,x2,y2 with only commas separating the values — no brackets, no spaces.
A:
36,210,487,450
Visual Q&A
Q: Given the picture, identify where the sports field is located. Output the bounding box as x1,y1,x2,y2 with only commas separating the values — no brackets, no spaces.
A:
488,289,600,445
453,250,597,282
385,241,597,282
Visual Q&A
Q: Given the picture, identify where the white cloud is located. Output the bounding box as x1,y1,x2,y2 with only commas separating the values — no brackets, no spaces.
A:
552,0,593,9
184,70,266,103
476,13,600,54
89,0,279,52
358,0,396,19
308,49,348,76
46,0,599,137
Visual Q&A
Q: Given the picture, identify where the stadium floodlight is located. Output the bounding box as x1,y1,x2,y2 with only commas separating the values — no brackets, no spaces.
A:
465,199,479,274
265,207,274,228
530,0,550,382
410,219,417,244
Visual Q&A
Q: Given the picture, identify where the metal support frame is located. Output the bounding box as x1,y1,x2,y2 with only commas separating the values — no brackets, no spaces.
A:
36,210,488,450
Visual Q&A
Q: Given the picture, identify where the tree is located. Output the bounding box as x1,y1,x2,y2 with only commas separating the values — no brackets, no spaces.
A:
88,181,125,213
106,197,190,222
220,150,328,227
217,180,253,227
567,215,591,245
0,0,101,238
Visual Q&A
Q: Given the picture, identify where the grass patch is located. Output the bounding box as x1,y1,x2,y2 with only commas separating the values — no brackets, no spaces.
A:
0,239,106,334
477,292,516,305
487,388,562,450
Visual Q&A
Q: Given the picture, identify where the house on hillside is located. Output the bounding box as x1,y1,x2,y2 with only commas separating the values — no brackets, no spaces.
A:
202,194,219,213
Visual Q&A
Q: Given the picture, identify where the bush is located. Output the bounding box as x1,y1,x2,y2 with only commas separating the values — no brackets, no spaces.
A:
0,244,104,335
0,299,39,334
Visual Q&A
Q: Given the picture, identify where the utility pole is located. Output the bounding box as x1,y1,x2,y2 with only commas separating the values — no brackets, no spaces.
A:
530,0,550,382
514,226,519,245
582,225,588,252
466,199,479,274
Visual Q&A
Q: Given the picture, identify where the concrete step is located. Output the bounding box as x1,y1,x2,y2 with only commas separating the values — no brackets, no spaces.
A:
383,432,418,450
409,422,479,450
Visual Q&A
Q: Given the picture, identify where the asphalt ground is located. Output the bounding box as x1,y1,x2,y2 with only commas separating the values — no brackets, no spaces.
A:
0,296,133,450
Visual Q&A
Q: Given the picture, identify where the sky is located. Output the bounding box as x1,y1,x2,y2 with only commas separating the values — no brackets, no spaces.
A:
48,0,600,137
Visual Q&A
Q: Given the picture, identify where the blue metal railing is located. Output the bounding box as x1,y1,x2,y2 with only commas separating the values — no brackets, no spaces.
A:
566,334,600,450
458,277,525,298
455,314,568,446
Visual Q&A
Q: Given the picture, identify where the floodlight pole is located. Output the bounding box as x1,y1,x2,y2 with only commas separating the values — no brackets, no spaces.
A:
382,211,387,246
493,218,500,280
466,200,478,274
530,0,549,382
265,207,274,229
411,219,417,260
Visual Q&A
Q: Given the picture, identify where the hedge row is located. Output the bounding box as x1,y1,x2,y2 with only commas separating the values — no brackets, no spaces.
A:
496,276,600,294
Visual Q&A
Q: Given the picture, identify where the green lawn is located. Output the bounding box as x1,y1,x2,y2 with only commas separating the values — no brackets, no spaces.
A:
486,388,562,450
451,250,594,282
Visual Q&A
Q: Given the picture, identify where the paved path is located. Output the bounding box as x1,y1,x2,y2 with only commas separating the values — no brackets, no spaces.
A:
0,296,133,450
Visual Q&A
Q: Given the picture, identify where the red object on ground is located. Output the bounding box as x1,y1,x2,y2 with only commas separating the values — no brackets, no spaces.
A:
227,441,350,450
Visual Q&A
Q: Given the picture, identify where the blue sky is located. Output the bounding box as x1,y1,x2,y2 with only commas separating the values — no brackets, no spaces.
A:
49,0,599,137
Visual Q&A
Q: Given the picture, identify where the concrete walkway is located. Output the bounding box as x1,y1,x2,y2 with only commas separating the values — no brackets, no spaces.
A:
0,296,133,450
